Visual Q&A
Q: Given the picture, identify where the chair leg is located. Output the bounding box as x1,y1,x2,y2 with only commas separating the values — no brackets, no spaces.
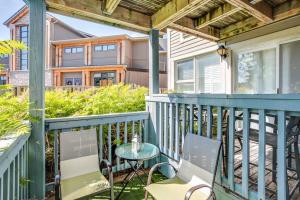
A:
272,146,277,183
144,190,149,200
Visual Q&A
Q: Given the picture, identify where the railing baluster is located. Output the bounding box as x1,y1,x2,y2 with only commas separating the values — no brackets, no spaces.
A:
8,163,10,200
108,124,112,163
169,103,174,157
228,107,235,190
12,159,15,200
99,125,103,160
242,108,249,198
117,122,120,171
277,111,287,200
159,102,164,151
197,105,202,136
181,104,186,150
189,104,194,133
207,105,212,138
54,130,59,177
164,103,169,154
258,109,266,200
124,122,128,144
175,103,180,160
139,120,142,136
0,176,3,200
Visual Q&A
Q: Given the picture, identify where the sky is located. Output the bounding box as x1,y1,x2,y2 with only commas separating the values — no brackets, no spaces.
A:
0,0,146,40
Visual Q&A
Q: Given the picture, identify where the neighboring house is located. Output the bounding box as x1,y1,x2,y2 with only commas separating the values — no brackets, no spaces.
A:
51,35,167,87
167,27,300,94
3,5,168,88
3,5,93,86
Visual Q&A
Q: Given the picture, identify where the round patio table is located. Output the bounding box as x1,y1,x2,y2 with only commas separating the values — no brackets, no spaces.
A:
115,143,159,200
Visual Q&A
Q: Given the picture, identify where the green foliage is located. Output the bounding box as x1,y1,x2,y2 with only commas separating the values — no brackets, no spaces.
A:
0,40,27,55
0,84,148,138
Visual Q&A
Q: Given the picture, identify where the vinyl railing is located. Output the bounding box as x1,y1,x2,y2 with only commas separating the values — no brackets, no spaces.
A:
146,93,300,200
44,111,149,189
0,134,30,200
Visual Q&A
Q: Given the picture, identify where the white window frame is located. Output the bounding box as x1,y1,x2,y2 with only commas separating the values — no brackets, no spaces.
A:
230,26,300,94
175,57,196,93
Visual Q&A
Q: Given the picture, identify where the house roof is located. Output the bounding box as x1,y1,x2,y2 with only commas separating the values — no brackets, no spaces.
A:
3,5,94,38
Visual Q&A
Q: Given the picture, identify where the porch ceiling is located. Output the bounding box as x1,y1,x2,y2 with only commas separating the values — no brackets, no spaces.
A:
45,0,300,41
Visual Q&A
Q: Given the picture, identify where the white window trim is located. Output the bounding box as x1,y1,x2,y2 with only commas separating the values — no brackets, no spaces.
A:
230,26,300,94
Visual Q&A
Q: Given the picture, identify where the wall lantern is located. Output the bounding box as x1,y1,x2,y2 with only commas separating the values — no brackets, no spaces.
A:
217,45,227,60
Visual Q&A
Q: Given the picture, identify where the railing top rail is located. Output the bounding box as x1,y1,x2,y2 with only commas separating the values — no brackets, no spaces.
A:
45,111,149,131
146,94,300,112
0,134,29,176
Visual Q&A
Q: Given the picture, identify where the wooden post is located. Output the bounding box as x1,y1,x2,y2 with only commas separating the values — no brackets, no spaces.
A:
147,29,160,168
149,29,159,95
28,0,46,198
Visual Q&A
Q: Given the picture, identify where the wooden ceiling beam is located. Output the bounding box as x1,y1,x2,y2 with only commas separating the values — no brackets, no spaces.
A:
195,3,242,29
151,0,211,30
220,0,300,40
224,0,273,23
169,17,220,41
46,0,151,34
103,0,121,15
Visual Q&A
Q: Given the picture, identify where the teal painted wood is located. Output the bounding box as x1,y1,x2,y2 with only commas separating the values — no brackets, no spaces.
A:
45,111,149,130
217,107,222,141
146,94,300,113
258,109,266,200
164,103,168,154
117,122,120,171
17,153,20,200
242,108,249,198
12,158,15,200
207,105,212,138
108,124,112,163
169,103,174,157
189,104,194,133
139,120,142,136
159,102,163,151
124,122,128,144
1,176,3,200
28,0,46,198
7,164,10,200
54,130,58,177
197,105,202,136
149,29,160,95
99,125,103,160
228,107,235,190
181,104,186,150
277,111,287,200
175,103,180,160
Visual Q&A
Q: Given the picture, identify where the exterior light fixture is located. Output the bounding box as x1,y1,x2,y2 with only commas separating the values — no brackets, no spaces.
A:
217,45,227,60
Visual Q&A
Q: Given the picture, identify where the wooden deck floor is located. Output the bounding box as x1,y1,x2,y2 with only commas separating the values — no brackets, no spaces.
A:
233,139,300,200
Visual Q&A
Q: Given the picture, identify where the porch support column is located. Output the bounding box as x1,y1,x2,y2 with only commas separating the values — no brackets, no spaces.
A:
147,29,159,164
149,29,159,95
28,0,46,199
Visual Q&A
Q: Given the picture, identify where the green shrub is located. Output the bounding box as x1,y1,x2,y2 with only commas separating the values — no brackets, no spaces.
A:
0,84,148,138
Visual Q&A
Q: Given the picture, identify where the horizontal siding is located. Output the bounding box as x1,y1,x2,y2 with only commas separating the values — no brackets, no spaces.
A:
170,30,217,59
126,71,167,88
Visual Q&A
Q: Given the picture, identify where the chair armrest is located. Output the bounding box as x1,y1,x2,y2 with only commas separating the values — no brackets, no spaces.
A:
184,184,215,200
146,162,177,186
100,159,114,188
55,175,61,200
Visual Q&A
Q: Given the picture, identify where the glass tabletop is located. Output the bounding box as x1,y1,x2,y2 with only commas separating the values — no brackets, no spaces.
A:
115,143,160,161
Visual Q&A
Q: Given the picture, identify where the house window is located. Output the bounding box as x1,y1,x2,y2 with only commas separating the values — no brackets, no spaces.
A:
0,76,7,85
93,72,116,86
94,44,116,52
64,47,83,54
280,40,300,93
195,52,224,93
64,77,82,86
19,25,28,70
175,59,194,92
234,48,276,94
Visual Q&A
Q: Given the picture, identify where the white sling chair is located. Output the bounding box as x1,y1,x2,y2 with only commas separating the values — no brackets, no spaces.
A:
55,128,114,200
145,133,222,200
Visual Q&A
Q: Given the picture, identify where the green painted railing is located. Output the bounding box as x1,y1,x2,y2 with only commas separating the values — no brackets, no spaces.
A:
146,93,300,200
44,111,149,190
0,134,30,200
